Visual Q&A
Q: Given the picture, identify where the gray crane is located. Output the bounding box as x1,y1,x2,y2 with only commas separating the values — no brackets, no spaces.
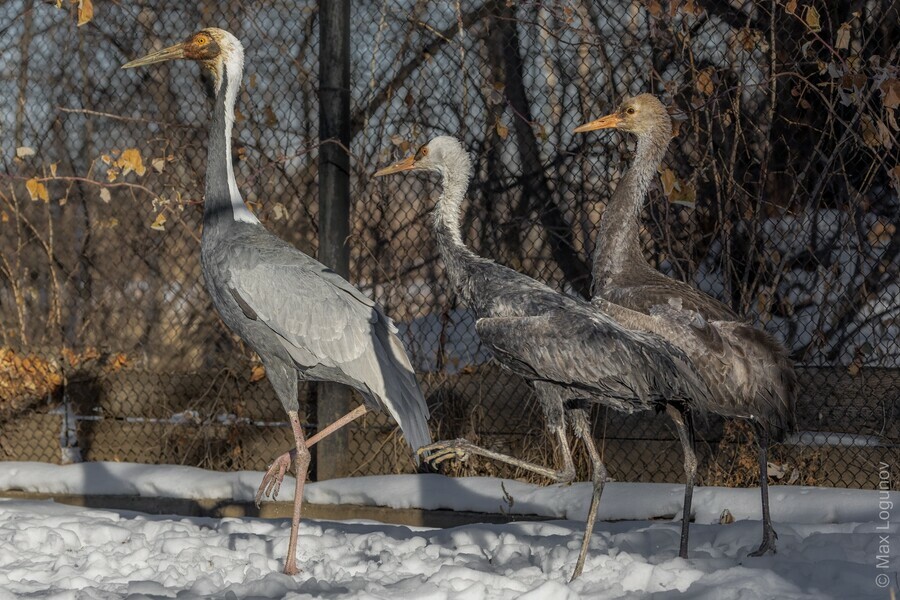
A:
374,136,713,580
574,94,796,558
122,28,431,576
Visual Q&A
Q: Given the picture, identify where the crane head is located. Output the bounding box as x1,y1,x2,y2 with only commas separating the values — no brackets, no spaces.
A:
373,136,468,178
121,28,242,93
573,93,671,137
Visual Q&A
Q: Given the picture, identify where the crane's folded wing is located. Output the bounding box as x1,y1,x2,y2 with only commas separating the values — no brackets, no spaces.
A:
601,280,738,322
227,256,432,452
231,261,377,368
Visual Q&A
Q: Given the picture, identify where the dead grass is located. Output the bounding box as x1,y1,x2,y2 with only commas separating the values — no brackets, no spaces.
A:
0,349,63,423
702,421,825,487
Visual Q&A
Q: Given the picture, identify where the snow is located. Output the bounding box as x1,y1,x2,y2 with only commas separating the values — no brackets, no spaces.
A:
0,462,266,503
0,496,895,598
0,462,896,598
2,462,896,527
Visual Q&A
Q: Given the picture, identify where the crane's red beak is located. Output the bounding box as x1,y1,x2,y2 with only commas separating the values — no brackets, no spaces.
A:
121,42,187,69
373,154,417,177
573,113,622,133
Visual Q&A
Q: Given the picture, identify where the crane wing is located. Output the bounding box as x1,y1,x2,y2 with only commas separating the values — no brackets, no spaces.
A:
600,279,739,322
227,249,431,452
475,310,712,413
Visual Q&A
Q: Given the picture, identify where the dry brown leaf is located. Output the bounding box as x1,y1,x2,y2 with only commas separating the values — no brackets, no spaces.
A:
672,182,696,207
389,134,411,153
835,22,851,50
784,0,797,14
881,79,900,109
804,5,821,32
16,146,34,159
695,68,714,96
495,119,509,140
659,168,678,197
860,115,878,147
107,353,131,370
77,0,93,26
99,188,111,203
668,0,680,18
682,0,704,16
647,0,662,17
151,157,165,173
840,73,866,92
115,148,146,176
25,178,49,202
250,364,266,383
264,105,278,127
735,28,761,51
867,220,895,245
61,347,79,367
50,163,57,177
150,212,167,231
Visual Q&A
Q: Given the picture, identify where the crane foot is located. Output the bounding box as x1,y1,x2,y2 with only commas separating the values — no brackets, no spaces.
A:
417,438,473,467
256,450,294,506
747,527,778,557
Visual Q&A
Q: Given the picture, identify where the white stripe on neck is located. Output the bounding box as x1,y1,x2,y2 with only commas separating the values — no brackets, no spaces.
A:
219,45,259,225
435,165,471,246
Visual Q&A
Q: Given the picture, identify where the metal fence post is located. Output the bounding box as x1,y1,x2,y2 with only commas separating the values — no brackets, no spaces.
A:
316,0,352,480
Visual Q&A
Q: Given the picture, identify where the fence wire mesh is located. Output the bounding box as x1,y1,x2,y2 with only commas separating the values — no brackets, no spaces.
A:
1,0,898,489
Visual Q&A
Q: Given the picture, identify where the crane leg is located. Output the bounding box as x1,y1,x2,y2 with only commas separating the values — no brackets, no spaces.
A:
748,423,778,556
420,384,576,483
256,404,368,506
418,426,576,484
281,410,311,575
666,404,697,559
568,408,608,581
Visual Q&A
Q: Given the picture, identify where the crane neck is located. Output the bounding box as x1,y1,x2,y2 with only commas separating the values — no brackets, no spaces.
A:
431,156,477,296
592,130,668,292
203,48,259,231
432,164,469,247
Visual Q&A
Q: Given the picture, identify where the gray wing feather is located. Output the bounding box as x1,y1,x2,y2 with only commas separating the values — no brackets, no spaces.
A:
646,303,795,434
600,279,739,322
475,311,712,414
229,258,431,454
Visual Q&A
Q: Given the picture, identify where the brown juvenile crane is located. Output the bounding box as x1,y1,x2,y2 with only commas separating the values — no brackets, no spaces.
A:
575,94,796,559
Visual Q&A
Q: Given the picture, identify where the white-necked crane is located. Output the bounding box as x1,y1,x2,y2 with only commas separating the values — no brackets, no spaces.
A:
122,28,431,575
574,94,796,558
374,136,713,579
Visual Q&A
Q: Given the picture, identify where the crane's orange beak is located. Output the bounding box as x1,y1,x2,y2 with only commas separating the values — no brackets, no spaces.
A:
121,42,187,69
573,113,622,133
373,154,417,177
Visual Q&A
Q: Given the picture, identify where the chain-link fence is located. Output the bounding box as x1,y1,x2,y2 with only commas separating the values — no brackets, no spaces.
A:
1,0,897,490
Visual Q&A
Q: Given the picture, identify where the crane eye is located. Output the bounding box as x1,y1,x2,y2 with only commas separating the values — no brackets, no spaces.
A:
195,34,209,46
625,107,636,115
415,146,429,160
